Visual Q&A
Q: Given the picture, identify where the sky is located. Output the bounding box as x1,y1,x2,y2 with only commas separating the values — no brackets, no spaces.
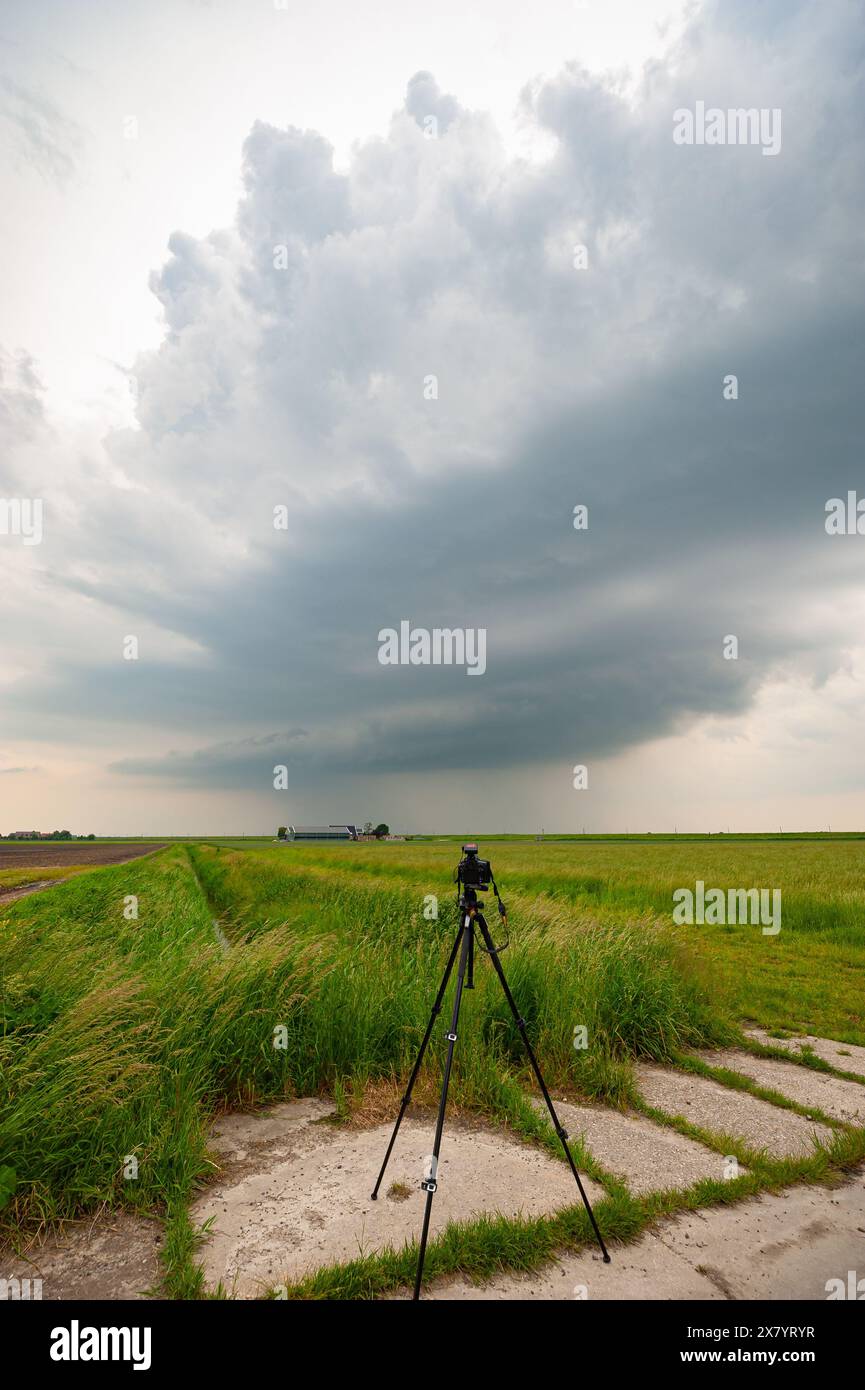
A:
1,0,864,835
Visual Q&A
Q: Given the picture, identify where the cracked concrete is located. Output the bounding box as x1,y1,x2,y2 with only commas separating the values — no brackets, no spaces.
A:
423,1177,865,1300
745,1030,865,1082
191,1102,605,1296
696,1050,865,1125
636,1063,834,1157
534,1098,731,1194
7,1036,862,1302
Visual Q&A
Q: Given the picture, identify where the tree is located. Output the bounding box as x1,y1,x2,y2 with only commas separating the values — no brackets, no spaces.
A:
374,823,389,839
363,822,373,836
277,826,287,840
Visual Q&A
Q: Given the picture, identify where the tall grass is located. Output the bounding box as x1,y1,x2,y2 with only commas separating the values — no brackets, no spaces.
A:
249,837,865,941
219,839,865,1039
0,842,735,1246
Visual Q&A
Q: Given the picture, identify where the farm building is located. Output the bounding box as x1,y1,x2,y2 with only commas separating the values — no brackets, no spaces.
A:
286,825,357,841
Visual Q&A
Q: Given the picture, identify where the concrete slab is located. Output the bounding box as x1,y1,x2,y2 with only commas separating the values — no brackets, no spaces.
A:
697,1050,865,1126
746,1030,865,1082
421,1233,714,1301
538,1099,728,1194
658,1178,865,1300
423,1176,865,1301
192,1102,606,1297
636,1064,833,1158
208,1097,335,1168
2,1211,163,1300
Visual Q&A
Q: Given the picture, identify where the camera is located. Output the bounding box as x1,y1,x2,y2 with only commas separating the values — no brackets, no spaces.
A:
458,843,492,892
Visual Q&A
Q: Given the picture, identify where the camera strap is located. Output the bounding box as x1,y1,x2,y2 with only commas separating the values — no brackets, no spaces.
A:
479,875,509,954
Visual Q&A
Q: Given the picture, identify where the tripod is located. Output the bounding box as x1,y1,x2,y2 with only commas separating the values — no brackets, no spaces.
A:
371,881,611,1300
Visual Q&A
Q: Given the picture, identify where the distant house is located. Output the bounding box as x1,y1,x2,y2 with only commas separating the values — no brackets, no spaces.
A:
10,831,40,840
286,825,357,842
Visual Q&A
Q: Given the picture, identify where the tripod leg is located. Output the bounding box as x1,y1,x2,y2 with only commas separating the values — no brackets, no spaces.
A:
371,922,464,1200
476,913,611,1263
413,918,473,1300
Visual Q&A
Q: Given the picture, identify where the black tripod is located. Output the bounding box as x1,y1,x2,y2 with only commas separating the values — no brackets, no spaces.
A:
371,868,610,1300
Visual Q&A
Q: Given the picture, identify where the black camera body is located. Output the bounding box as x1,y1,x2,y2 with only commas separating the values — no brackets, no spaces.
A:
458,843,492,892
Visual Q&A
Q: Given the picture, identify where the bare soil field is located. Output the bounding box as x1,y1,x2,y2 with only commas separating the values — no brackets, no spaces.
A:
0,842,164,872
0,842,166,905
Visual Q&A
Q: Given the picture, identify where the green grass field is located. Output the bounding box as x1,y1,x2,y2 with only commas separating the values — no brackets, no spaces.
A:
1,836,863,1295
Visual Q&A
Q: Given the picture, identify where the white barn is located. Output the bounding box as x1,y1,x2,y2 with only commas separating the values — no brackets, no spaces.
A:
286,825,357,841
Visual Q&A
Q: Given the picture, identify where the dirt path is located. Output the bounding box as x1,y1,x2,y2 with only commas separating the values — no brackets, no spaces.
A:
3,1212,162,1301
0,878,71,905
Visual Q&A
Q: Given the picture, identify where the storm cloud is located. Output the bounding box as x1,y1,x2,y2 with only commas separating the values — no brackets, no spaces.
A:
2,0,864,823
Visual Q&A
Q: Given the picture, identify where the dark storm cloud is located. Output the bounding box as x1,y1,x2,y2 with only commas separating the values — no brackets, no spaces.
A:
3,0,864,794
